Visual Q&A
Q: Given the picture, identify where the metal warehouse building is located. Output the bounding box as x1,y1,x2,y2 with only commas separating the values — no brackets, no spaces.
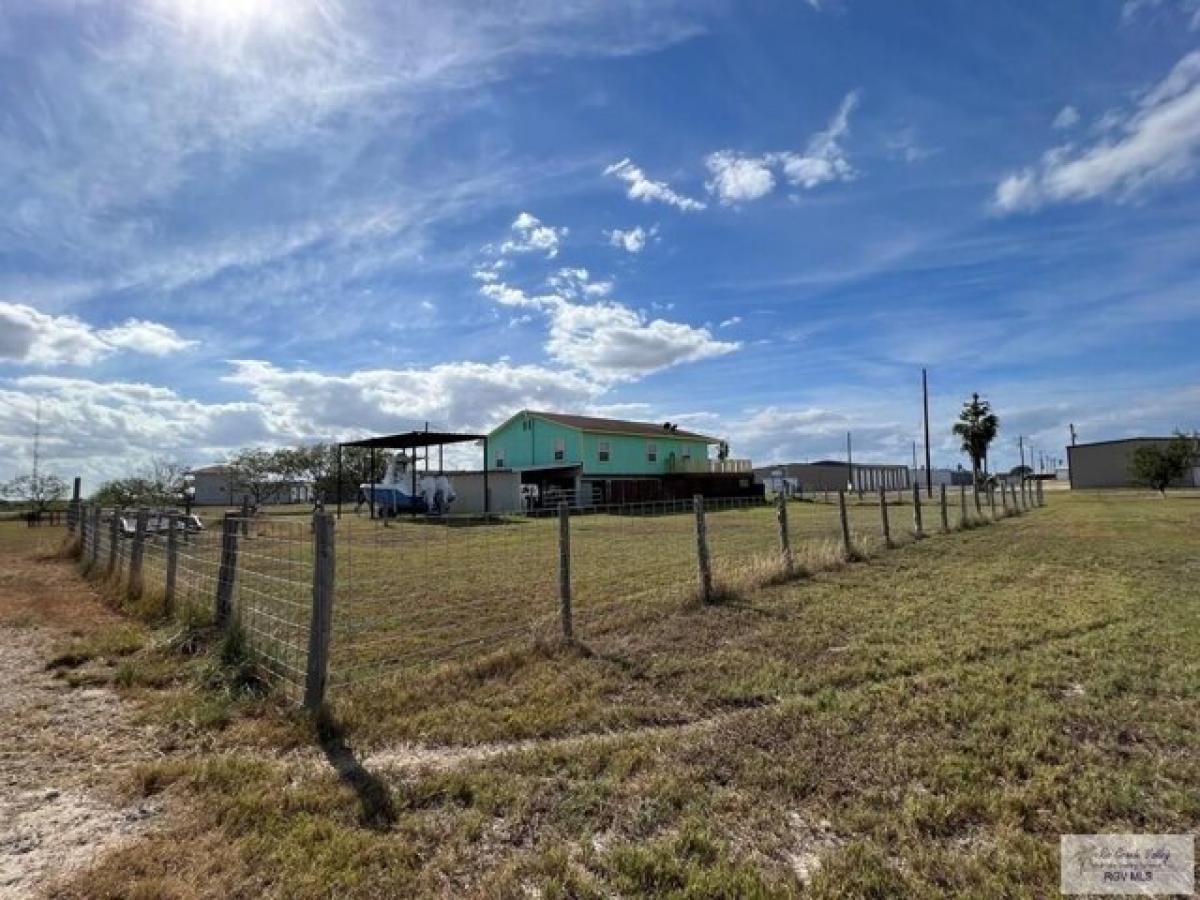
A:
1067,437,1200,489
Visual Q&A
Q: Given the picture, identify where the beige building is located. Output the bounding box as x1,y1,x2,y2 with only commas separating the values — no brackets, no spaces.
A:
1067,438,1200,489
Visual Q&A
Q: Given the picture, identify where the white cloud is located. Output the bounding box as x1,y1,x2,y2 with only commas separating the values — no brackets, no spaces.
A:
0,302,194,366
498,212,568,258
719,316,742,328
603,158,707,211
697,91,861,205
1121,0,1200,28
769,91,860,189
994,51,1200,213
545,301,738,381
548,268,612,299
606,225,657,253
1053,105,1080,129
704,152,776,204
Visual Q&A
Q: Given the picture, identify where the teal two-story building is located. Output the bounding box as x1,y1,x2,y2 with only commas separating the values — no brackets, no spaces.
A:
485,410,759,507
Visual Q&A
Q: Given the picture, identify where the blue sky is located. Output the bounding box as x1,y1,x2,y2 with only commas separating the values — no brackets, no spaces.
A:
2,0,1199,486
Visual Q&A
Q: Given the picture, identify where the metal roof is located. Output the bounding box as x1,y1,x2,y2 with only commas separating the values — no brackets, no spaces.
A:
520,410,720,442
338,430,485,450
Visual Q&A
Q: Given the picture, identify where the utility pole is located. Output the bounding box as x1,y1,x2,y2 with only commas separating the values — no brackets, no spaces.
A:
1069,423,1077,447
922,368,932,497
912,440,917,472
846,431,854,492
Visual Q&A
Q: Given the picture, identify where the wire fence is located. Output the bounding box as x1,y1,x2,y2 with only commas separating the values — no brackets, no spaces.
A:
67,479,1047,707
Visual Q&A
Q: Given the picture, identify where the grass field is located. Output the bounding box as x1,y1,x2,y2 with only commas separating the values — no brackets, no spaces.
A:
20,489,1195,898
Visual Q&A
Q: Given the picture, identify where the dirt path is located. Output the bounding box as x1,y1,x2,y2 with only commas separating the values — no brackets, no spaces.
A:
0,540,165,899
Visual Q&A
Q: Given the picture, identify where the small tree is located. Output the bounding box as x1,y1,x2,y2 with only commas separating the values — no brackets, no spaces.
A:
0,473,67,515
952,393,1000,486
1129,433,1197,495
226,448,284,508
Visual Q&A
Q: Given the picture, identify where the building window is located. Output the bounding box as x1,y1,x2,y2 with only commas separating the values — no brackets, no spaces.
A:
495,453,505,468
554,438,565,462
598,441,610,462
647,441,657,463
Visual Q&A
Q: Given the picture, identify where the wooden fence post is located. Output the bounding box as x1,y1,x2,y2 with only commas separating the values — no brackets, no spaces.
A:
215,511,240,627
776,493,794,575
939,484,949,533
240,496,250,537
165,512,179,616
558,502,574,642
878,488,891,547
89,504,101,565
973,485,982,518
1037,479,1044,507
959,485,968,526
693,495,714,603
129,507,149,599
988,485,997,520
911,482,923,537
108,510,120,574
1010,482,1019,513
1001,483,1009,515
77,502,89,559
837,490,853,558
304,511,335,710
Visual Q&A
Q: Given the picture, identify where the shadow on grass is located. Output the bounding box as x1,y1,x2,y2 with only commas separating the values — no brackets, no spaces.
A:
315,707,397,831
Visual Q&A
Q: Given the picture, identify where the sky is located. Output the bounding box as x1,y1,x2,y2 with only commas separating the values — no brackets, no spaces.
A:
2,0,1199,489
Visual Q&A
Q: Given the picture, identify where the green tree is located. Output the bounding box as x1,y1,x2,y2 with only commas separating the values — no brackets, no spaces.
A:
1129,433,1197,495
0,473,66,515
952,393,1000,486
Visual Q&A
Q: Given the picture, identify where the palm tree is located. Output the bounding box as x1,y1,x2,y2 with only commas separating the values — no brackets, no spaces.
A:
952,393,999,485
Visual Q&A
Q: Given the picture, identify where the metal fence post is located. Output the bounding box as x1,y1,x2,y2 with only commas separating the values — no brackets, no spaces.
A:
558,501,573,642
129,507,149,599
878,488,891,548
911,482,923,537
215,511,240,627
694,495,714,603
939,484,949,533
67,477,81,534
776,493,794,575
165,512,179,616
108,510,120,574
837,490,853,558
304,511,335,710
89,504,101,565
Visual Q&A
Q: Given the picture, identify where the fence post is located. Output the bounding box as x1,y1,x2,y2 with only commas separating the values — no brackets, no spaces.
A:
304,511,335,710
878,488,891,548
215,511,240,627
108,510,120,574
240,496,250,537
558,501,574,642
693,495,714,603
973,485,982,518
1037,479,1044,507
959,485,969,526
129,507,149,599
1010,482,1019,513
89,504,101,565
911,482,923,537
77,502,89,560
988,485,997,520
165,512,179,616
776,493,794,575
939,484,949,533
67,477,81,534
837,490,853,559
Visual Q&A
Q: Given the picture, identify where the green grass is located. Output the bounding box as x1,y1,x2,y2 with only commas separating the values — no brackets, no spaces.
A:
55,490,1200,898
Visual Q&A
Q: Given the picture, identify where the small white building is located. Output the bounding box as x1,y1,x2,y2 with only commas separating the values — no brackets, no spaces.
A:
190,465,313,507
